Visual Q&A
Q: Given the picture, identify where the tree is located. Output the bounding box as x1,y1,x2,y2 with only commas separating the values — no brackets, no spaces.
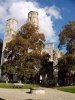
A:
58,21,75,54
57,54,75,85
58,21,75,85
3,22,45,81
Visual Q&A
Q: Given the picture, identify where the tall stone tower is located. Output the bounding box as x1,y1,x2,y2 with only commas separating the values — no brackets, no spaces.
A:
1,19,17,65
28,11,39,27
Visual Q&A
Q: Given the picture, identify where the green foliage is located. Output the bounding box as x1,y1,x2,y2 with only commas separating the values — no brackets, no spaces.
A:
42,78,55,87
58,21,75,54
2,62,16,74
3,22,45,79
58,21,75,86
58,21,75,73
58,54,75,70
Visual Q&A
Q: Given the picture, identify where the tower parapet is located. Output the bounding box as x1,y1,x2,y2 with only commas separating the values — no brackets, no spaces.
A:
28,11,39,27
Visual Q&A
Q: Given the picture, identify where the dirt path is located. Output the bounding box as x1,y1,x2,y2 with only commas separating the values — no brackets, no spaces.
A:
0,88,75,100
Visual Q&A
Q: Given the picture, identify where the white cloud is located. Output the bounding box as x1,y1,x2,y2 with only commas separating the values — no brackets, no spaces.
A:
45,6,62,19
0,5,6,33
0,0,62,42
0,6,6,18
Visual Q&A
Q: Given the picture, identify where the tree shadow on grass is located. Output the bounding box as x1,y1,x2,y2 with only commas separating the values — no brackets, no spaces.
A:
0,98,5,100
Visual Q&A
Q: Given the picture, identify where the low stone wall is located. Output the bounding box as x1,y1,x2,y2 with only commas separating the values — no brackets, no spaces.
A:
30,88,45,94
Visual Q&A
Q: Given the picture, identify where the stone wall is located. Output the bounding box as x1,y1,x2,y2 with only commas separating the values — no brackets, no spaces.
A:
28,11,39,27
1,19,17,65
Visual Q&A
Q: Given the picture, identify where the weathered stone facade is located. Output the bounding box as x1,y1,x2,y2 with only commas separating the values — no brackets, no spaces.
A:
28,11,39,27
1,11,64,83
43,43,54,62
1,11,63,66
1,11,39,65
1,19,17,65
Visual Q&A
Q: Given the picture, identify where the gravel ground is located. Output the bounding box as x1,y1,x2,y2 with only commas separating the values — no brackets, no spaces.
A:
0,88,75,100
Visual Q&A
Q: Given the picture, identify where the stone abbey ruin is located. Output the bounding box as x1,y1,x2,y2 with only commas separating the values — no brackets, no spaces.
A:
1,11,63,86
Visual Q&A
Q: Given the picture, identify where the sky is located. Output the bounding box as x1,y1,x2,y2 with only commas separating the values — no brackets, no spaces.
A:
0,0,75,50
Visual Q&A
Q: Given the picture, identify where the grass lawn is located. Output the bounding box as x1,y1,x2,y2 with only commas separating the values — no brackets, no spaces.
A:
57,86,75,93
0,83,39,89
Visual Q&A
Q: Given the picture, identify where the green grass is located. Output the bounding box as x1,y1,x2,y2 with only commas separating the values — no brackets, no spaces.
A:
0,83,13,88
57,86,75,93
0,83,39,89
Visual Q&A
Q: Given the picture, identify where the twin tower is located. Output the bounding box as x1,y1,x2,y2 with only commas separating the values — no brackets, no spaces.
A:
1,11,39,65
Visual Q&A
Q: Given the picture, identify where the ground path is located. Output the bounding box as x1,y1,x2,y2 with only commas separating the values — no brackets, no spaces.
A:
0,88,75,100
